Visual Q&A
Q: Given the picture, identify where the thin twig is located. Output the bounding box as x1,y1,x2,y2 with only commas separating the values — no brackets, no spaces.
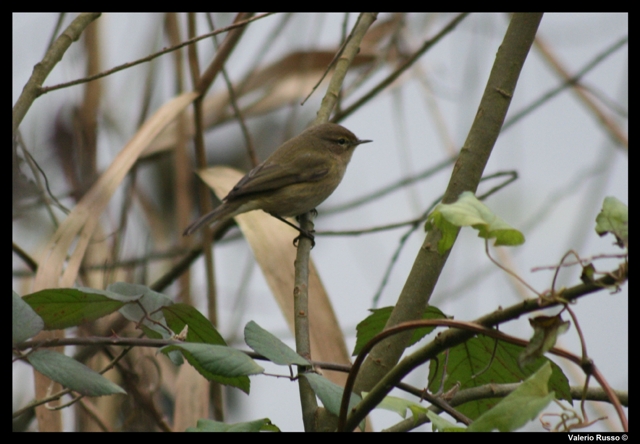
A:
37,13,273,97
504,35,628,133
485,238,541,297
319,170,518,236
299,18,352,106
12,242,39,273
371,225,418,308
332,13,469,123
206,13,259,167
13,12,102,134
44,14,67,55
531,253,627,272
323,157,455,215
195,13,254,95
533,34,628,149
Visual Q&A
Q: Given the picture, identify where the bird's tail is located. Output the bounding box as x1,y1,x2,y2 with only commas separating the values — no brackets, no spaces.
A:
183,203,237,236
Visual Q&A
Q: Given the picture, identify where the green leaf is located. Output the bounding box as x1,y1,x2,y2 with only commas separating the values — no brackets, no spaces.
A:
366,394,468,431
362,392,426,419
110,282,174,339
427,411,466,432
467,362,555,431
424,211,459,254
162,303,226,345
428,335,570,419
186,418,279,432
426,191,525,254
595,196,628,249
27,349,125,397
303,373,362,425
580,263,597,284
161,343,263,394
353,306,446,356
519,315,570,368
13,290,44,345
22,287,138,330
244,321,310,366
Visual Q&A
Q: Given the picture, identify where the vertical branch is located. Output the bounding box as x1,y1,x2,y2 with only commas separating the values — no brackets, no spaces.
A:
78,19,101,193
187,13,252,422
195,13,254,95
166,13,211,430
293,212,317,431
353,12,544,397
165,13,194,305
314,13,378,125
293,12,378,432
187,12,251,325
186,13,218,321
185,13,220,425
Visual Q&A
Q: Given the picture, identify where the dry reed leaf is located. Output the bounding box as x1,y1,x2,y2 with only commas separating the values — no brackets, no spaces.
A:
144,50,375,156
174,364,209,431
34,91,200,291
197,166,352,385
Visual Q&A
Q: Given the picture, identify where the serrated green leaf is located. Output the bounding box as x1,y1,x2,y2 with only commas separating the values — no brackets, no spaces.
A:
13,290,44,345
110,282,174,338
244,321,310,366
426,192,525,252
595,196,628,249
27,349,125,397
186,418,279,432
22,287,137,330
161,343,263,394
303,373,362,417
162,303,226,345
467,362,555,431
353,306,446,356
428,335,570,419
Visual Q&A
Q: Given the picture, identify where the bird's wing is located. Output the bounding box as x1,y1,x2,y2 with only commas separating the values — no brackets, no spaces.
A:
226,152,331,200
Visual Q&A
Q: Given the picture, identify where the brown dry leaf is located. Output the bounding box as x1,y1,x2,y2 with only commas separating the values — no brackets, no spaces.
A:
143,14,404,160
144,50,375,156
197,166,352,386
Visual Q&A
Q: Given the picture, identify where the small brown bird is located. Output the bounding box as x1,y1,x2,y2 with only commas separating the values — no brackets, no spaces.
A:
183,122,371,242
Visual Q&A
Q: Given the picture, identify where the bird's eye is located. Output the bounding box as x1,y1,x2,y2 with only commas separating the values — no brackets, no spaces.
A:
337,138,347,145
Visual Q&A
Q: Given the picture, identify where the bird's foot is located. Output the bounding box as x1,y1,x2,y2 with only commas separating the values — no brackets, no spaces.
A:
296,208,318,222
268,212,316,248
293,229,316,248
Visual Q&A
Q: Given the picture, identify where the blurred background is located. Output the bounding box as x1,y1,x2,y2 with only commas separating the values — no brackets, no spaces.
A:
13,13,627,431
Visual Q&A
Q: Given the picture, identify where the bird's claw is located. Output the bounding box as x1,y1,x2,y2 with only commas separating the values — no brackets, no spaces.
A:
296,208,318,222
293,229,316,248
